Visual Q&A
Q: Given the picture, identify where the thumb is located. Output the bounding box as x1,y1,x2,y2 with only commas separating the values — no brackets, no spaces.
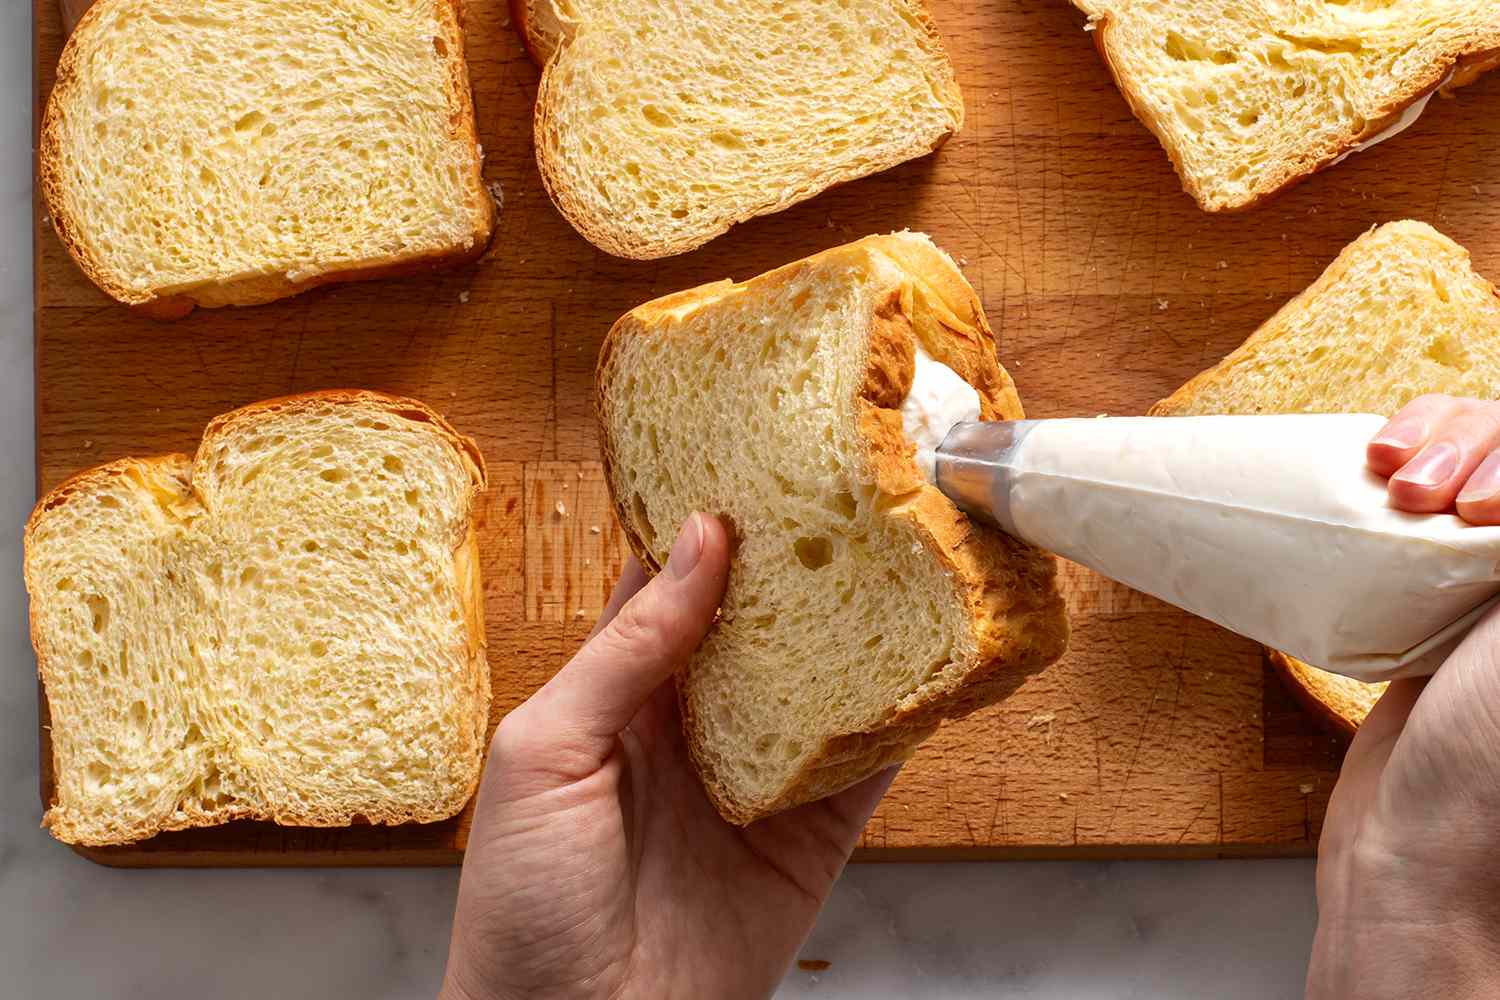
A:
494,513,730,785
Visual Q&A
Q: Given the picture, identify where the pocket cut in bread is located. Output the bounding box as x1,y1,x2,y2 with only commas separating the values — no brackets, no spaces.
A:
596,232,1069,823
1071,1,1500,211
26,392,489,846
1153,220,1500,733
40,0,495,317
523,0,965,259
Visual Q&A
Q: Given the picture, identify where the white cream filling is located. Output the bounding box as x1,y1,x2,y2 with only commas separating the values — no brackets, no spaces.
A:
1332,68,1456,167
900,344,981,484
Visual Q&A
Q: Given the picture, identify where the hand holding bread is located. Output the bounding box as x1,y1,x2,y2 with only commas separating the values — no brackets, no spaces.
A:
443,516,895,1000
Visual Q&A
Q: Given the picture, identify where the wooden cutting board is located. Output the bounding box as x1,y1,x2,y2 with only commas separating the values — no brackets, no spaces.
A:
33,0,1500,866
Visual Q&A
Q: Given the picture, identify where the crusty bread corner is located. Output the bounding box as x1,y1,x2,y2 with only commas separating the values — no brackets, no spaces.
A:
1070,2,1500,212
597,233,1068,824
27,391,489,846
39,0,495,317
530,1,964,260
1269,652,1385,738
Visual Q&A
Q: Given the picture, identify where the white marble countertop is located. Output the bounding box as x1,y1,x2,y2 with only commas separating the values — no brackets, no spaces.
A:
0,4,1318,996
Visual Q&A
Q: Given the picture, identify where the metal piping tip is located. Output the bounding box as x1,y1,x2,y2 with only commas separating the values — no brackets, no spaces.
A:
934,420,1040,535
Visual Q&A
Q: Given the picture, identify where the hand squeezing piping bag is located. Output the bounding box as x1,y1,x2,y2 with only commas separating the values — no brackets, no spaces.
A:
933,413,1500,683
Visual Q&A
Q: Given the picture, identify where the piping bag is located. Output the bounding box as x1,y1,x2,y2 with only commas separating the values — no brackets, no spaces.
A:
931,413,1500,683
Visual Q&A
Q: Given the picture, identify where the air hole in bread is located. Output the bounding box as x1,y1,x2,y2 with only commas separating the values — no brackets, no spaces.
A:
864,634,882,649
84,761,112,794
319,468,347,484
405,488,421,507
794,536,833,570
1163,31,1236,64
86,594,110,633
311,444,334,459
126,700,149,744
830,491,858,520
309,640,328,658
641,105,674,128
383,455,404,474
98,495,120,510
433,34,448,58
302,539,319,553
233,110,266,134
1425,336,1468,370
56,577,73,591
1429,271,1452,305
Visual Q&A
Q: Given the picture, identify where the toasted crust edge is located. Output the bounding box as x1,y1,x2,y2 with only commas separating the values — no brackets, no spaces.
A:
1268,651,1384,738
1075,5,1500,212
595,234,1068,824
38,0,496,317
28,390,490,845
531,1,965,260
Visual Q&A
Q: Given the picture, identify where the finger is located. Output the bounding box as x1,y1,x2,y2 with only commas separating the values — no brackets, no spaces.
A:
588,558,649,640
1456,450,1500,525
1367,395,1463,478
1388,402,1500,513
502,513,730,778
823,764,901,836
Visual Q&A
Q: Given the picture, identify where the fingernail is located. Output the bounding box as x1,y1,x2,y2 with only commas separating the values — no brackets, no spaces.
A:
665,514,704,580
1394,442,1459,488
1460,452,1500,503
1372,419,1427,451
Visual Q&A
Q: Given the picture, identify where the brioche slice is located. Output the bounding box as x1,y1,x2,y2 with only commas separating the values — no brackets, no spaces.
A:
1071,1,1500,211
597,232,1069,823
528,1,964,259
1153,220,1500,733
26,392,489,846
40,0,494,316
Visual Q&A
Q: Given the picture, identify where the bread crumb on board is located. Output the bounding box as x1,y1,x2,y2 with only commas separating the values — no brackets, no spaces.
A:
555,501,567,517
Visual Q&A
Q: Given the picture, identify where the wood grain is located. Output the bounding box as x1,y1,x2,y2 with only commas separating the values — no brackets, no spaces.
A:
33,0,1500,866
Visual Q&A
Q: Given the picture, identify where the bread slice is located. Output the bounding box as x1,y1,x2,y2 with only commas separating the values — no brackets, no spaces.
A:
40,0,495,317
26,392,489,846
527,1,965,259
1071,1,1500,211
1153,220,1500,733
596,232,1069,823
